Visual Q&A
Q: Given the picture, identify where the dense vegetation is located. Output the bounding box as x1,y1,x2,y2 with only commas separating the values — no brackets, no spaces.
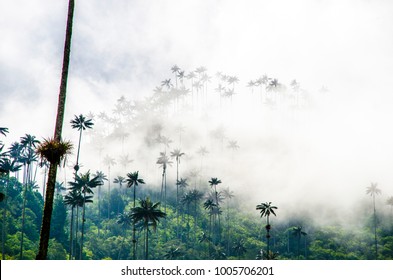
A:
1,64,393,260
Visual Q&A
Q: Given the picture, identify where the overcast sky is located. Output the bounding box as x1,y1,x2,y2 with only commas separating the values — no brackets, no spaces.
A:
2,0,393,215
2,0,393,139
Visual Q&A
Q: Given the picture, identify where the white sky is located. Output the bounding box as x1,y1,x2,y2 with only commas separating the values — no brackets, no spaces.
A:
1,0,393,218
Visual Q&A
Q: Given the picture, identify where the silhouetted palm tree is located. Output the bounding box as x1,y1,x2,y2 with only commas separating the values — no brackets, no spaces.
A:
291,226,307,258
156,152,172,213
126,171,145,259
94,170,107,232
189,189,204,241
114,175,126,195
181,192,193,241
119,154,133,171
222,187,234,254
129,197,166,260
256,202,277,259
208,178,222,206
20,134,40,185
68,171,100,259
103,155,116,218
170,149,185,211
36,0,76,260
70,114,94,174
64,189,82,259
366,182,381,259
116,212,133,259
171,65,180,88
204,198,217,247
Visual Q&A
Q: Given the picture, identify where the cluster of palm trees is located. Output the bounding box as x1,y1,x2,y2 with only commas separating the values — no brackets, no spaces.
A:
2,0,392,261
0,132,45,259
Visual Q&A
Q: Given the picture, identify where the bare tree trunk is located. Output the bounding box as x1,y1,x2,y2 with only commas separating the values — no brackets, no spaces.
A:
36,0,75,259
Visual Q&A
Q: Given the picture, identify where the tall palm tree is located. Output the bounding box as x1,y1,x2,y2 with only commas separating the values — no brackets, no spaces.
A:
256,202,277,259
170,149,185,219
222,187,234,254
19,135,39,259
129,197,166,260
203,198,217,248
70,114,94,174
181,192,193,241
176,178,189,193
17,136,39,260
64,189,82,260
291,226,307,259
103,155,116,219
114,175,126,195
156,152,172,213
94,170,107,233
366,182,381,259
36,0,76,260
126,171,145,260
68,171,101,259
186,71,196,108
119,154,133,171
189,189,204,242
20,134,40,185
116,212,133,260
171,65,180,88
208,178,222,207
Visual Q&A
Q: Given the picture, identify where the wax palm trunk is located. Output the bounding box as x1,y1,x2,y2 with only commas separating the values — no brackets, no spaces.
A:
69,206,75,259
36,0,75,260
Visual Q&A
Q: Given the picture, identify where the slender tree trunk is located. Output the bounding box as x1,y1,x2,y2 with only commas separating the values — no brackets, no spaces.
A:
80,193,86,260
266,216,270,259
75,129,82,169
20,166,31,259
36,0,75,260
132,186,136,260
75,205,79,259
69,207,74,260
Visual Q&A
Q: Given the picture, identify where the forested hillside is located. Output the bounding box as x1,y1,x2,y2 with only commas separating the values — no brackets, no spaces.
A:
2,65,393,260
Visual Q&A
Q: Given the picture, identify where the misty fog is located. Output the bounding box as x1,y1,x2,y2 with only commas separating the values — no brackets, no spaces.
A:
2,0,393,229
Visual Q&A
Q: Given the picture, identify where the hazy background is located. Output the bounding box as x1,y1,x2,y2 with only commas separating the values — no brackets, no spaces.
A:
1,0,393,223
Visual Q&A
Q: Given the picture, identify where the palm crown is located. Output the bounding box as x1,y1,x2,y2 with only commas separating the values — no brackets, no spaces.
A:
70,114,94,131
256,202,277,219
